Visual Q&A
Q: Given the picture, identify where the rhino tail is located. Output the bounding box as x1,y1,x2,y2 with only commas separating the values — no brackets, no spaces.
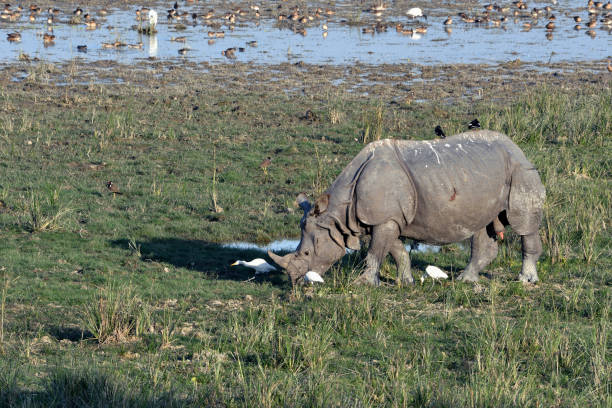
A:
507,166,546,236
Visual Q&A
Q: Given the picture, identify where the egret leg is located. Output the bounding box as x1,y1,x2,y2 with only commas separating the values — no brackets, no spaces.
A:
458,227,498,282
355,221,399,286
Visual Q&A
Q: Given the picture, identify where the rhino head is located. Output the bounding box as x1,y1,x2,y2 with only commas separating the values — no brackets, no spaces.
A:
268,193,347,285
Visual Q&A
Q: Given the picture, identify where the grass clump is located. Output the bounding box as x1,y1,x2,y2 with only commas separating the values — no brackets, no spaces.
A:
83,282,148,344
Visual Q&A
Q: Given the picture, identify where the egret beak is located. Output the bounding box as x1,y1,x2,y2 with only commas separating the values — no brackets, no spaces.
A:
231,261,238,266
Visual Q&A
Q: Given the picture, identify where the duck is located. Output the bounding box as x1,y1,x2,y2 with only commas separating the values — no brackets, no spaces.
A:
415,26,427,33
43,33,55,44
573,16,582,22
443,16,452,25
6,32,21,42
231,259,276,274
545,21,555,30
222,47,236,58
77,44,87,52
85,19,98,29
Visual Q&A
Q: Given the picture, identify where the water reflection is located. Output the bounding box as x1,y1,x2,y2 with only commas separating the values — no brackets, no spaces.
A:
148,34,158,57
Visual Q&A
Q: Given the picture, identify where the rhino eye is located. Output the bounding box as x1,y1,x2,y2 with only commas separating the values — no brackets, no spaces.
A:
304,250,310,256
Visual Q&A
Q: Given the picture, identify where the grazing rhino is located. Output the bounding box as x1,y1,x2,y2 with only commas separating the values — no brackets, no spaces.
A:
269,130,545,286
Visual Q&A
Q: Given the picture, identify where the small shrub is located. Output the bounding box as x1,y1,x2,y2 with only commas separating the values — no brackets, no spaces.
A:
82,282,146,344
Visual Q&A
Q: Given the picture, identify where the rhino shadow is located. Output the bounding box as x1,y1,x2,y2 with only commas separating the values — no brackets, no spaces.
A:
109,238,289,286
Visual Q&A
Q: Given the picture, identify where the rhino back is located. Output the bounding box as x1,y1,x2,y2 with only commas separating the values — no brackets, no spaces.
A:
396,131,517,243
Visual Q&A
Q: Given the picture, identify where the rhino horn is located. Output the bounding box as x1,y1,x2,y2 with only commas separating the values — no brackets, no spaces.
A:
268,250,292,269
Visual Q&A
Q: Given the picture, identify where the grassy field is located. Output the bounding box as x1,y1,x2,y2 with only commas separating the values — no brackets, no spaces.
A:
0,65,610,407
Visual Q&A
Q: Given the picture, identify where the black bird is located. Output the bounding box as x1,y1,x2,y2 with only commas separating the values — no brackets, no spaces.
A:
468,118,481,129
434,125,446,138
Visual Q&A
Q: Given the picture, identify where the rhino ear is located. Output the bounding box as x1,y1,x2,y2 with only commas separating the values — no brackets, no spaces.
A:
328,225,344,248
314,194,330,215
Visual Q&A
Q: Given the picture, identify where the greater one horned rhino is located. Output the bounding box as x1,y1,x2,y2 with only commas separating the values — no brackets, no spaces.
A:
269,130,545,286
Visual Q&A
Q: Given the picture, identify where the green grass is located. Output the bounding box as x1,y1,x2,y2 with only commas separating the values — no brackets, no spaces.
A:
0,73,610,407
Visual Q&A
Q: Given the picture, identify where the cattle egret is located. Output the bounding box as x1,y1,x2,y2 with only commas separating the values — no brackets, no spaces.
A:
420,265,449,283
231,258,276,274
406,7,426,19
304,271,325,284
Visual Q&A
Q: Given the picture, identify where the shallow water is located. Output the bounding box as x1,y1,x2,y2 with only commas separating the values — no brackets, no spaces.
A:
0,1,610,66
222,240,441,253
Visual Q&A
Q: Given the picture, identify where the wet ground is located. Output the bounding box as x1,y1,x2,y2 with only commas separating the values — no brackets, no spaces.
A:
0,0,610,66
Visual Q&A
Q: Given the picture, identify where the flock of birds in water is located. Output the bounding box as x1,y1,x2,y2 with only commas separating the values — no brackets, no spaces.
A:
2,0,612,65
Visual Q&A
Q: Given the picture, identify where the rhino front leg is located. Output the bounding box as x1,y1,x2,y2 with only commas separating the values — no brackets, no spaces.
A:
356,221,400,286
458,227,498,282
519,232,541,283
389,239,413,286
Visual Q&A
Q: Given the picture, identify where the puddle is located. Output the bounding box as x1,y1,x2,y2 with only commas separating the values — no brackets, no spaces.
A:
222,240,440,253
0,1,610,67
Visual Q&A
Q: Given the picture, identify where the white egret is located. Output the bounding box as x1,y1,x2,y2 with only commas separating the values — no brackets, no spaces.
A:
420,265,449,283
147,9,158,29
304,271,325,284
231,258,276,274
406,7,426,19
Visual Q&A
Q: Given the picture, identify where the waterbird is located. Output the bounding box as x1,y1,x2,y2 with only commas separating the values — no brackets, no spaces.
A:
443,16,452,25
77,44,87,52
304,271,325,284
434,125,446,138
468,118,481,129
6,32,21,42
406,7,425,19
106,181,122,197
420,265,449,283
231,259,276,274
43,33,55,44
148,9,158,29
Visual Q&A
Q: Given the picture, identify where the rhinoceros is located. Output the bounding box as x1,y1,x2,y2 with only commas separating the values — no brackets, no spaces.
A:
269,130,545,286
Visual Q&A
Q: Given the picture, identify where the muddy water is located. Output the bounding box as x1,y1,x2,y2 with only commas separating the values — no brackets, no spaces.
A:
0,1,610,66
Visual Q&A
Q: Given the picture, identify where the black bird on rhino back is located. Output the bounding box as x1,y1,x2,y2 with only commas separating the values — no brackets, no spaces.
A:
269,130,545,286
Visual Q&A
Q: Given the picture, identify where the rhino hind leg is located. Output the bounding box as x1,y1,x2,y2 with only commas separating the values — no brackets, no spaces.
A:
389,239,413,285
355,221,400,286
458,227,499,282
518,232,541,283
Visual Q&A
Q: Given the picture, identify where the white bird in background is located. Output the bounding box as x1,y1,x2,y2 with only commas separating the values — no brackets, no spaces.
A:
148,9,158,29
231,258,276,274
406,7,426,19
304,271,325,284
420,265,449,283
